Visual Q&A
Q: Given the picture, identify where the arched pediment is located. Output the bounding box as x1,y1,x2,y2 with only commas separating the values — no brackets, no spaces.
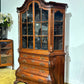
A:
17,0,68,13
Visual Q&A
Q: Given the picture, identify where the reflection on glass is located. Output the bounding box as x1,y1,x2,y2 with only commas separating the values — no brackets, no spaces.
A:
35,3,41,21
42,37,48,50
27,3,33,22
54,11,63,21
28,23,33,35
28,37,33,49
54,22,63,35
35,23,41,35
35,37,41,49
54,37,62,50
22,37,27,48
22,12,26,22
42,9,48,21
22,24,27,35
42,22,48,35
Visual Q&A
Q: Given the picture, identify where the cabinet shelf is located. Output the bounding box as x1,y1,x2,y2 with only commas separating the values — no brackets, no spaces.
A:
1,47,11,49
0,40,14,69
1,54,12,57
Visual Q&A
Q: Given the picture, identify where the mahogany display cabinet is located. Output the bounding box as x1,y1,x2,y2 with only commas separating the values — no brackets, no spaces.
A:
15,0,68,84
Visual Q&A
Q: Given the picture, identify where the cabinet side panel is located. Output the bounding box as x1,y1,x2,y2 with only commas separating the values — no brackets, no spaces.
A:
50,56,65,84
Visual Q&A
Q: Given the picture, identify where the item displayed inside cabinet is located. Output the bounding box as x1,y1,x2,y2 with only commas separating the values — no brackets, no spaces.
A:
0,40,14,69
15,0,68,84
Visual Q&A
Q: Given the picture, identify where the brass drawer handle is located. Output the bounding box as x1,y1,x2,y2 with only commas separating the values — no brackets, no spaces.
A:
32,66,35,69
31,60,35,62
32,55,35,57
39,63,45,66
30,74,33,77
23,54,27,57
21,74,25,77
22,59,27,63
38,79,43,82
40,57,45,60
23,67,28,69
39,70,45,73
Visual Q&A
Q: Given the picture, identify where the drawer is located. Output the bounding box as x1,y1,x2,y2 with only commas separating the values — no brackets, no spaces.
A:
19,58,49,68
21,53,49,62
16,70,49,84
20,64,49,77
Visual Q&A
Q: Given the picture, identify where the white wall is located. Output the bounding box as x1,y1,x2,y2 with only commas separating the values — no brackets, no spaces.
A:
1,0,84,84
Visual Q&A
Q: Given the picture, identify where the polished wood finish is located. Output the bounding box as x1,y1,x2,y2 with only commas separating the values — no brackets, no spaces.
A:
15,0,68,84
0,40,14,69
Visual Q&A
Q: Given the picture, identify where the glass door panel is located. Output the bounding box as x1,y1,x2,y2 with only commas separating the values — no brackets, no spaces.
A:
35,23,41,35
42,22,48,35
28,23,33,35
27,3,33,22
22,37,27,48
35,37,41,49
54,37,62,50
54,11,63,50
22,24,27,35
42,37,48,50
28,37,33,49
54,11,63,21
35,3,41,22
22,12,26,22
42,9,48,21
54,22,63,35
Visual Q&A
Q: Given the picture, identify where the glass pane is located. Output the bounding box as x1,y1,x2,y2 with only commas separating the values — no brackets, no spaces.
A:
22,24,27,35
42,9,48,21
28,23,33,35
54,11,63,21
54,22,63,35
28,37,33,49
22,12,26,22
35,23,41,35
35,37,41,49
54,37,62,50
22,37,27,48
27,3,33,22
42,22,48,35
42,37,48,50
35,3,41,22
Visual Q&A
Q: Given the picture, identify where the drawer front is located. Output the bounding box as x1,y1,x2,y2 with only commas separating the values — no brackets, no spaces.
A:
17,71,49,84
19,58,49,68
21,53,49,62
20,64,49,77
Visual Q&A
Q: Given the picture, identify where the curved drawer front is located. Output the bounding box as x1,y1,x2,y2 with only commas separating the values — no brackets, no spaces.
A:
19,58,49,68
21,53,49,62
16,71,49,84
20,64,49,77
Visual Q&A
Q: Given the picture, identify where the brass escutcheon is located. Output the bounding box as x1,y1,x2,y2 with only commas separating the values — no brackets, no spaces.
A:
21,74,25,77
39,63,45,66
23,54,27,57
23,67,28,69
38,79,43,82
31,60,35,62
39,70,45,73
32,55,35,57
40,57,45,60
30,74,33,77
23,59,27,63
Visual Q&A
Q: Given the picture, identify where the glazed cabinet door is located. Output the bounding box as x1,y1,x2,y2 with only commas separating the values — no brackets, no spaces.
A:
21,2,49,50
53,9,65,51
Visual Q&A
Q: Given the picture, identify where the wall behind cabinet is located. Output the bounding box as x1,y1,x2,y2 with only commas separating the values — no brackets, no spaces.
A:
1,0,84,84
0,0,1,11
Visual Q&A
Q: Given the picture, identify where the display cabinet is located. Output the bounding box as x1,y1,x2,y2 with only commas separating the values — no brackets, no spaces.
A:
15,0,68,84
0,40,14,69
